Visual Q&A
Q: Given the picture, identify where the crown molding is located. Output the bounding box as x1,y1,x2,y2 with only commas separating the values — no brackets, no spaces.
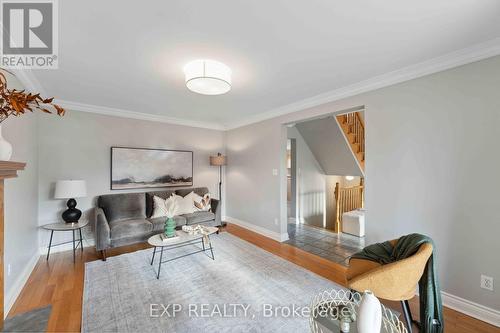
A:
10,69,226,130
10,37,500,132
6,69,226,131
8,69,226,130
56,100,226,130
224,37,500,130
10,69,47,96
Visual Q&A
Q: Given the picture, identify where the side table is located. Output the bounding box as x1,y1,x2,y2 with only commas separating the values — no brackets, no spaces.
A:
42,220,89,263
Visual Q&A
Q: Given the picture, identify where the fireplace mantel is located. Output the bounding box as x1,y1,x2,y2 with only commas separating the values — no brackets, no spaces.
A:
0,161,26,179
0,160,26,328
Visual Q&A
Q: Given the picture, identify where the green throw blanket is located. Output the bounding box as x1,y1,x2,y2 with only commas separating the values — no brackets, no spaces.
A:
351,233,443,333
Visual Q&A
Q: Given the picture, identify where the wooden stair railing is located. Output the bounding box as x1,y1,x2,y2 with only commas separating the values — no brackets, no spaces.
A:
334,178,364,233
336,112,365,171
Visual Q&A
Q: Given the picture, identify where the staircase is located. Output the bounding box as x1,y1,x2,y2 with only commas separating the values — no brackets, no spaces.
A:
336,112,365,172
295,117,362,176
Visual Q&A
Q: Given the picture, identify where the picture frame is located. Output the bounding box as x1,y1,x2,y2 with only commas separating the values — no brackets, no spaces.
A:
110,147,193,190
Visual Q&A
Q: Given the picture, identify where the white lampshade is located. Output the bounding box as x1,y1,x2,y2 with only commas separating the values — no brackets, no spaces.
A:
54,180,87,199
184,59,231,95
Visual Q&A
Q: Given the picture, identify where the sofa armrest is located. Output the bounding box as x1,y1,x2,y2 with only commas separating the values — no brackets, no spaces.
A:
94,207,111,251
210,198,222,226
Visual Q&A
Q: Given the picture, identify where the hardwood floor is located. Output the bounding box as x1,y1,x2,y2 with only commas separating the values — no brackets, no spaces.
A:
8,242,152,332
8,224,500,332
227,224,499,332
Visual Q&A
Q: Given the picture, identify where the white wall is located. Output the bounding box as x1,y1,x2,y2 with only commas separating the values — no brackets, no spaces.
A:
287,127,325,228
1,71,40,315
226,55,500,311
37,111,225,247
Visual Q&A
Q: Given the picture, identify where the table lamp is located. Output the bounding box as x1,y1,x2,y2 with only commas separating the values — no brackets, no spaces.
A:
54,180,87,223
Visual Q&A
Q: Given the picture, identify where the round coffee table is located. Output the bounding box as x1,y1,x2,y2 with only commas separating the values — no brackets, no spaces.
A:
309,289,408,333
42,220,89,263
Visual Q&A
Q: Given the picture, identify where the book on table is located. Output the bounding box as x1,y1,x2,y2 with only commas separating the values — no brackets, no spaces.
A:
160,233,179,242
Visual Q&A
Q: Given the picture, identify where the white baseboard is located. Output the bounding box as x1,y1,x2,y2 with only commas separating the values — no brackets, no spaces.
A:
441,291,500,327
224,216,289,242
4,252,40,318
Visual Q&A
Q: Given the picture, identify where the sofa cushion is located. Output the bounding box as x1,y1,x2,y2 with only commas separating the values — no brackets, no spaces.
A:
151,195,177,219
173,192,198,215
98,193,146,223
145,190,176,217
175,187,209,197
183,211,215,225
109,218,153,240
148,215,187,232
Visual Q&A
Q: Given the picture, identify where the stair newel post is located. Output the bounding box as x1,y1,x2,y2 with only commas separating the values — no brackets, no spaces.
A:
360,177,365,208
334,182,340,233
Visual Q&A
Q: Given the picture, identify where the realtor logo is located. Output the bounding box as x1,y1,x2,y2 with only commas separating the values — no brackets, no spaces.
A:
0,0,58,68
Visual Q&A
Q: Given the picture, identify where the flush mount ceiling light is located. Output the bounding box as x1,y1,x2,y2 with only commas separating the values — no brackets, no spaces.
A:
345,175,355,181
183,59,231,95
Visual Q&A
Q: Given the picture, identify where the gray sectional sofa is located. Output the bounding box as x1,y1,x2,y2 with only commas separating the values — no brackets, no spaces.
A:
94,187,220,260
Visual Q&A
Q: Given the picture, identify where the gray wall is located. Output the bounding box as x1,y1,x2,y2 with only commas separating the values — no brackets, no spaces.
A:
226,119,283,233
287,127,325,228
296,116,362,176
226,55,500,310
1,71,40,313
37,112,225,246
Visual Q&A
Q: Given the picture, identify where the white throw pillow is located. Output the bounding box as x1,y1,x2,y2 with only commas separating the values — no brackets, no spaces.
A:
193,193,211,212
151,195,177,218
173,192,197,215
151,196,167,218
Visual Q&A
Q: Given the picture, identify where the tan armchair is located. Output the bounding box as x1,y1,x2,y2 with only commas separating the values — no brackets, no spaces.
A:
346,239,433,332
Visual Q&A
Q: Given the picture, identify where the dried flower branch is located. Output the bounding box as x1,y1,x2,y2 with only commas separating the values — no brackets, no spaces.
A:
0,71,65,123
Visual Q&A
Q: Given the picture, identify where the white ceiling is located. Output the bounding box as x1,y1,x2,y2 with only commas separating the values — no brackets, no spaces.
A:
26,0,500,129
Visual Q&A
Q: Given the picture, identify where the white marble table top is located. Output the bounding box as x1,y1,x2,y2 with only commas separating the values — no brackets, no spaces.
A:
148,226,218,247
42,220,89,231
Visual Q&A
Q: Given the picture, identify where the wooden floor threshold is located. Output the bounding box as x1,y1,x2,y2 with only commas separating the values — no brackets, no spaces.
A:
226,223,347,286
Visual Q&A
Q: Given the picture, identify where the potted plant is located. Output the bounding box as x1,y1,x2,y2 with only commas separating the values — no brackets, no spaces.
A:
0,70,65,160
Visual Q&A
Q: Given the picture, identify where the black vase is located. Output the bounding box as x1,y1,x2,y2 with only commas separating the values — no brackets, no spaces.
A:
62,198,82,223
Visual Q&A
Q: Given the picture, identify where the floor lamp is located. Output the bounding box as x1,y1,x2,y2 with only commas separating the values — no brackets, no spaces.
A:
210,153,226,226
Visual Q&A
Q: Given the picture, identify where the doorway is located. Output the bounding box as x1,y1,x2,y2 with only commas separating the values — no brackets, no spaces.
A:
287,139,297,221
283,109,366,266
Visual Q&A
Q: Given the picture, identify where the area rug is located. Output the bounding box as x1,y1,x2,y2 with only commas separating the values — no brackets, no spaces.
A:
2,305,51,332
82,233,341,332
